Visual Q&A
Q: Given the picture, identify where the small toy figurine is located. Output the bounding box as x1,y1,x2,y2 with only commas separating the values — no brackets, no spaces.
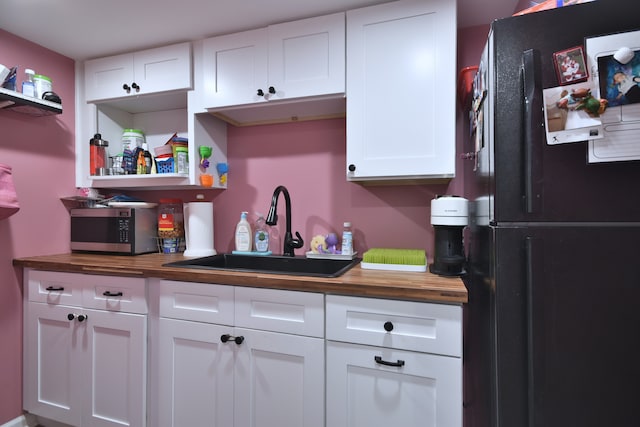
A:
325,233,339,254
310,235,328,253
573,90,608,117
557,88,608,117
199,146,213,171
216,162,228,186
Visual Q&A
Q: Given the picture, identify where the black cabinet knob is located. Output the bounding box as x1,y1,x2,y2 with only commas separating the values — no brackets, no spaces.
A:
122,83,131,93
131,82,140,91
348,164,356,172
257,89,265,97
68,313,88,322
268,86,276,94
384,321,394,332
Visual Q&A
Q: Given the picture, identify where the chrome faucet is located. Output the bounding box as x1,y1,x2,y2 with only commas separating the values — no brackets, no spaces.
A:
266,185,304,257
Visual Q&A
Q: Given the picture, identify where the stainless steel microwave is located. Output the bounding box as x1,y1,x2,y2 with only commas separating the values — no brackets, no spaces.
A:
70,207,157,255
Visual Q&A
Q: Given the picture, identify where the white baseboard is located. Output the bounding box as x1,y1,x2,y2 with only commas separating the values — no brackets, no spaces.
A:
1,415,29,427
3,413,71,427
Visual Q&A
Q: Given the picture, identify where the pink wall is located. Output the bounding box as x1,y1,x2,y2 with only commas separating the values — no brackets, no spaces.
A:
0,30,76,423
141,117,459,257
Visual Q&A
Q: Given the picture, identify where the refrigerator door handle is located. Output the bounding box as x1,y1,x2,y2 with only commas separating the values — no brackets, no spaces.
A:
522,49,543,214
525,236,542,427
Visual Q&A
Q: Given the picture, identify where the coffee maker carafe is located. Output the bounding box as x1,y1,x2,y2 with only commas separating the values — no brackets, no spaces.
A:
430,195,468,276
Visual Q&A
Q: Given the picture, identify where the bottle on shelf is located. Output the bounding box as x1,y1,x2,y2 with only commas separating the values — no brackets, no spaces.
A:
89,133,109,176
341,221,353,256
22,69,35,97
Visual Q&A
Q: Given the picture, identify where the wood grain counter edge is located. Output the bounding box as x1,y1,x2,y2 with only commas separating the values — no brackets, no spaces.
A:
13,253,468,304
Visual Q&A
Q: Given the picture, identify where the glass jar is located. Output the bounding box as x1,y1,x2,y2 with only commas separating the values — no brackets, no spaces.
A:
158,198,184,253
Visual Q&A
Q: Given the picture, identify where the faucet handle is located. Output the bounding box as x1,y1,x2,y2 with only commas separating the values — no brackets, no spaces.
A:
290,231,304,249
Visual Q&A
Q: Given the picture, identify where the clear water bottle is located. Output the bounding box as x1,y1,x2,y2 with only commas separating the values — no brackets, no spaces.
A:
341,222,353,256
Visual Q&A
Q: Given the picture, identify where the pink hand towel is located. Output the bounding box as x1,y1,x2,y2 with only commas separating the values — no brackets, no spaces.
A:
0,163,19,220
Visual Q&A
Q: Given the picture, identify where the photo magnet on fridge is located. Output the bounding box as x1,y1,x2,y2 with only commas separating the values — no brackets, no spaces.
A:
543,82,604,145
585,29,640,163
554,46,589,85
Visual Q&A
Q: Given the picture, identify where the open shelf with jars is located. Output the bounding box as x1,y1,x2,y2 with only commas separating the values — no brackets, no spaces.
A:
0,87,62,116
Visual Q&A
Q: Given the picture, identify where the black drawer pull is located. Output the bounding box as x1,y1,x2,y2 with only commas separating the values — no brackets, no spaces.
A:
374,355,405,368
220,334,244,345
383,321,394,332
46,286,64,292
103,291,123,297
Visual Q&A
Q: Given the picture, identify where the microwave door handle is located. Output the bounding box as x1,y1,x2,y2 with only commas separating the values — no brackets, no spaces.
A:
522,49,543,215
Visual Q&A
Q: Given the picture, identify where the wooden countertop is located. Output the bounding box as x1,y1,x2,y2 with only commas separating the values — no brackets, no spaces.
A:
13,253,467,304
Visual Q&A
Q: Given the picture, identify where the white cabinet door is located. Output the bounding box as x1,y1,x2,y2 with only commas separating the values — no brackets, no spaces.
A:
84,53,135,101
83,308,147,427
157,317,234,427
326,340,462,427
132,43,192,95
346,0,456,181
202,13,344,110
202,29,269,108
85,42,192,102
234,328,325,427
23,303,84,426
267,12,345,100
23,303,147,427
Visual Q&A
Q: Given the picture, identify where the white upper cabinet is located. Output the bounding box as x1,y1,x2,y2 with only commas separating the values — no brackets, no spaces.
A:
201,12,345,123
267,13,345,100
346,0,457,182
84,42,192,102
202,29,269,108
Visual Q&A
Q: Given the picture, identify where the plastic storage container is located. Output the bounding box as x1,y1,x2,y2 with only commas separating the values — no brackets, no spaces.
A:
33,74,52,99
158,199,184,253
122,129,145,152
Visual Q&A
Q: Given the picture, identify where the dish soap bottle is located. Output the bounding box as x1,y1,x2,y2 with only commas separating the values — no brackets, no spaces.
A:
254,213,270,253
235,211,252,252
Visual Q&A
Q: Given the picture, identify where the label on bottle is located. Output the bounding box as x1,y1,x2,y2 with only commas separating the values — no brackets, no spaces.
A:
255,230,269,252
22,81,35,97
341,231,353,255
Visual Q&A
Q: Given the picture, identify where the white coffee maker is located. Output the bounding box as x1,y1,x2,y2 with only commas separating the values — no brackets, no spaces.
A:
429,195,468,276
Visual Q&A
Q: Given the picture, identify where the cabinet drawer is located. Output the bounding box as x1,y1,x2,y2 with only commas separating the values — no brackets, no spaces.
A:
27,270,84,307
81,275,147,314
326,340,462,427
235,287,324,338
27,270,147,314
159,280,234,325
326,295,461,357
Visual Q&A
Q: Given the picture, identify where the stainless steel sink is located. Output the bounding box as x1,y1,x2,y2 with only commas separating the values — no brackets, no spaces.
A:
163,253,361,278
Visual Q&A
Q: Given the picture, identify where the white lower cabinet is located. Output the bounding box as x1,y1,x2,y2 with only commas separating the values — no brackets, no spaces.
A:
157,317,234,426
23,269,148,427
154,280,325,427
326,295,462,427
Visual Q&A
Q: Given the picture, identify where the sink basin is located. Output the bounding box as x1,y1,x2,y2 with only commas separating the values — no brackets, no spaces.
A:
163,253,361,278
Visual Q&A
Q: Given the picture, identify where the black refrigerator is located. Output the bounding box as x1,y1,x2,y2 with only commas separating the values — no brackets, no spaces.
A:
463,2,640,427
